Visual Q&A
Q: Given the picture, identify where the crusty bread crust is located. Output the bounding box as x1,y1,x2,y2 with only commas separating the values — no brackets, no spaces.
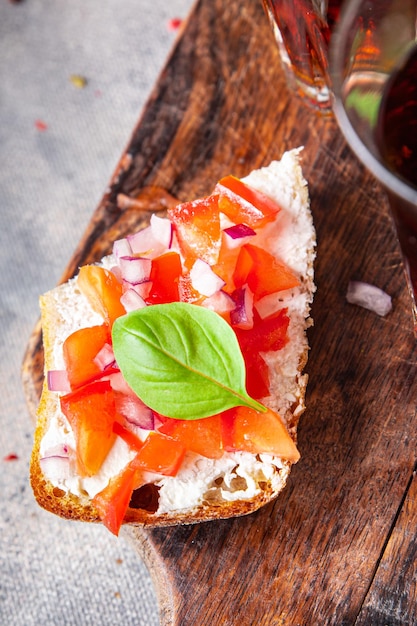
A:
30,149,315,528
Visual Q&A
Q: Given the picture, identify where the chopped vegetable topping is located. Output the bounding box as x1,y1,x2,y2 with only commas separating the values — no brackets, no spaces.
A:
346,281,392,317
50,172,302,532
60,380,117,477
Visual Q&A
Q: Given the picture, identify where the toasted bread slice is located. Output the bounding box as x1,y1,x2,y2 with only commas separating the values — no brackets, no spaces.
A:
30,149,315,528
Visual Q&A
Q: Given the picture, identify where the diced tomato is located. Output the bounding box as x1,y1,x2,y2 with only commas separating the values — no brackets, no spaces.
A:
211,243,242,294
77,265,125,325
168,194,221,267
223,405,300,462
146,251,182,304
155,417,176,436
112,389,155,430
234,308,289,398
215,175,281,228
233,244,300,299
243,352,270,399
92,460,139,535
60,380,117,476
131,431,186,476
158,414,224,459
178,272,204,303
220,408,236,451
231,245,253,291
235,308,290,354
113,421,144,452
63,324,112,390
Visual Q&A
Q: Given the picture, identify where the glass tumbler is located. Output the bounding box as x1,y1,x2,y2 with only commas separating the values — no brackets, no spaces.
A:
331,0,417,335
262,0,343,113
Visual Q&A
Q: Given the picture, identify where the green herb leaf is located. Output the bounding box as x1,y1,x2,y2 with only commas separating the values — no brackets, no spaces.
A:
111,302,265,420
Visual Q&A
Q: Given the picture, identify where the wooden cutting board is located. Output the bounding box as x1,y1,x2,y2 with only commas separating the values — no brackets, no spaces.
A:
22,0,417,624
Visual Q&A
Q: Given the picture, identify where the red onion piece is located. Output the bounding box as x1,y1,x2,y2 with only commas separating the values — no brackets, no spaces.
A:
127,225,151,251
129,280,152,299
150,214,173,248
47,370,71,392
40,456,71,481
121,288,147,312
230,286,254,329
346,281,392,317
93,366,120,385
93,343,116,370
105,371,154,429
40,444,71,480
109,265,122,283
190,259,225,297
254,292,285,320
118,256,152,285
127,225,166,259
223,223,256,239
115,394,155,430
113,237,132,260
42,443,69,457
104,370,128,393
201,290,235,315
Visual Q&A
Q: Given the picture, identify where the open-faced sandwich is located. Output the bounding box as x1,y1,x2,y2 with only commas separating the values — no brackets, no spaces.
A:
30,149,316,535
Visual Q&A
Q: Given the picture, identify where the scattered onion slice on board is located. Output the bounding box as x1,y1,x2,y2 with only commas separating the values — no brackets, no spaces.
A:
346,281,392,317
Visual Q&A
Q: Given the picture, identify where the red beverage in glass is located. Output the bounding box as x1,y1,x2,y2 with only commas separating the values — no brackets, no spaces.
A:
376,45,417,324
331,0,417,335
261,0,343,112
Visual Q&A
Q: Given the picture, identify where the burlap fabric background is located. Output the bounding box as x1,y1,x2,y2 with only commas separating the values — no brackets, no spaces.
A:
1,1,192,624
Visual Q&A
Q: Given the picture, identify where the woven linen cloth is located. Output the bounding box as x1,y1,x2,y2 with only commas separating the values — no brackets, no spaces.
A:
0,1,192,624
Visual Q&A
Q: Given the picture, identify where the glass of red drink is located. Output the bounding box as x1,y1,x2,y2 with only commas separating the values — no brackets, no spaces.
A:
261,0,342,113
331,0,417,335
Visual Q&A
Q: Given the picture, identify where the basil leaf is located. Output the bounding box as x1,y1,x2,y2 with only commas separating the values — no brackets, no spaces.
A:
112,302,265,420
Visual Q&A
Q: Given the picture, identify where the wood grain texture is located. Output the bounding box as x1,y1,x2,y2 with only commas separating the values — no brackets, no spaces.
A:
355,470,417,626
22,0,417,624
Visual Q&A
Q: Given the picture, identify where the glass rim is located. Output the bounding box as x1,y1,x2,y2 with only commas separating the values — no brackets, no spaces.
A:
330,0,417,207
